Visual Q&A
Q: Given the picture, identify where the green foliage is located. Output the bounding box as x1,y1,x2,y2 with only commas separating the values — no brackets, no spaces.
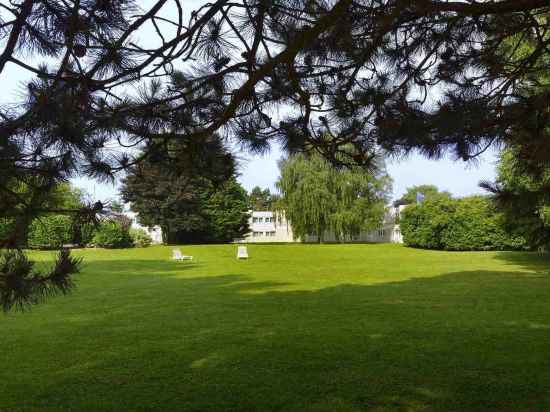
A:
49,183,87,210
0,218,15,243
486,149,550,249
203,178,251,243
121,137,249,244
92,221,133,249
478,33,550,250
130,228,152,248
442,197,526,251
24,184,95,249
276,154,392,242
80,223,97,246
249,187,276,211
396,185,451,205
28,215,74,249
0,248,80,312
401,195,527,251
399,197,455,249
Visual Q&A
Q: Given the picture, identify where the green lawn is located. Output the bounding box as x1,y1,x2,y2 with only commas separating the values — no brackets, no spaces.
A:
1,244,550,411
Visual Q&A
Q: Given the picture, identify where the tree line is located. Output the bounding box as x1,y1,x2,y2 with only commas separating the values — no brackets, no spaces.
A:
399,149,550,252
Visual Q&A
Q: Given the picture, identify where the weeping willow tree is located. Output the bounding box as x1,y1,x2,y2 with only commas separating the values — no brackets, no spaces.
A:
276,154,392,242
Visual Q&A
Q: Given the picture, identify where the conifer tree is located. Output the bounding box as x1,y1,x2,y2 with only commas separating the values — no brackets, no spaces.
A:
121,136,249,244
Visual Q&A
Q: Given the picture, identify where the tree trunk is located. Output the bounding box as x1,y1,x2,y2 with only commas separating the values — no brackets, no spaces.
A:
11,215,29,248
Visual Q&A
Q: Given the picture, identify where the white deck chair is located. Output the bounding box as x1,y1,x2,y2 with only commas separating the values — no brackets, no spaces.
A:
237,246,249,259
172,249,193,261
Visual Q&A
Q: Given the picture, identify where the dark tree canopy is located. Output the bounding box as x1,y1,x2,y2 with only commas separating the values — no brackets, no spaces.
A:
249,186,278,211
2,0,549,183
1,0,549,309
121,137,249,244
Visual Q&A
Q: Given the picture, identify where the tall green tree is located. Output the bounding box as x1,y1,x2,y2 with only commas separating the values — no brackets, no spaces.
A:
277,154,392,242
480,24,550,249
121,137,249,244
202,178,251,243
482,149,550,249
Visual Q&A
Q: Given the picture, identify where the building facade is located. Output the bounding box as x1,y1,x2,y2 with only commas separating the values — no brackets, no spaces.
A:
123,206,405,245
240,206,405,244
241,211,295,243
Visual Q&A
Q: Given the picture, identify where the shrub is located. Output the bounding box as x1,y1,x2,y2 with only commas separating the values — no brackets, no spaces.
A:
401,195,527,251
28,215,73,249
92,221,133,248
80,223,97,246
0,218,15,244
400,197,456,249
441,197,527,251
130,228,152,248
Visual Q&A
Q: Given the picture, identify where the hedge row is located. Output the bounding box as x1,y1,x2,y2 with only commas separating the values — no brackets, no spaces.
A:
24,216,152,249
400,196,527,251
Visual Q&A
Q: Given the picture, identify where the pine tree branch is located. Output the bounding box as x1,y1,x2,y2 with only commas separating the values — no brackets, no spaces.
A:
0,0,34,74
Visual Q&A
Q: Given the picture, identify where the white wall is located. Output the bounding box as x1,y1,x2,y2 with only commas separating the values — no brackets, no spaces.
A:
124,211,164,244
239,211,295,243
240,206,406,244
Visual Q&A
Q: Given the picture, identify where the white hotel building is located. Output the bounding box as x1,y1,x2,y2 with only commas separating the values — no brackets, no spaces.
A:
125,206,405,245
239,206,405,244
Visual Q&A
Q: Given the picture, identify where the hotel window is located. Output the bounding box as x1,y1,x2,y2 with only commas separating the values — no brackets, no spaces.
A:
252,217,258,223
266,231,276,237
258,217,263,223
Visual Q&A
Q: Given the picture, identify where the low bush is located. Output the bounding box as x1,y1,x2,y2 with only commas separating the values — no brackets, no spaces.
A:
92,221,133,248
130,228,152,248
79,223,97,246
28,215,73,249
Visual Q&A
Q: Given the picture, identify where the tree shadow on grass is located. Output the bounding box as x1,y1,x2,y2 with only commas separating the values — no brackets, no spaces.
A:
494,250,550,276
2,264,550,411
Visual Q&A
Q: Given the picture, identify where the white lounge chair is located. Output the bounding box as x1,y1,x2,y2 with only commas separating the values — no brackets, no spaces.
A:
237,246,248,260
172,249,193,261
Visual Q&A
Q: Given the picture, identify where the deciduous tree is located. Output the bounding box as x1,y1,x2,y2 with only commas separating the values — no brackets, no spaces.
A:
276,153,391,242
